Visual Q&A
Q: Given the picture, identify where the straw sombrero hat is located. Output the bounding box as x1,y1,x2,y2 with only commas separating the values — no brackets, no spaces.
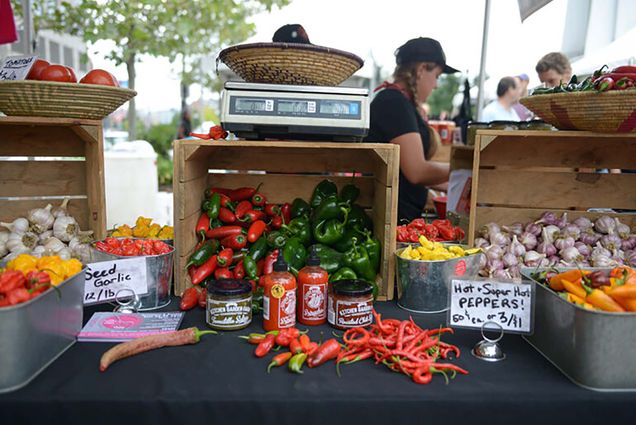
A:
217,42,364,86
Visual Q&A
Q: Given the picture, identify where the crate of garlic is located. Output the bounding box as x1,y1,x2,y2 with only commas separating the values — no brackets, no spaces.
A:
399,235,481,261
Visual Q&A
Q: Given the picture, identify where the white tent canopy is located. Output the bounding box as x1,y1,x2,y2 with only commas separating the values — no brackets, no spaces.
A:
571,25,636,75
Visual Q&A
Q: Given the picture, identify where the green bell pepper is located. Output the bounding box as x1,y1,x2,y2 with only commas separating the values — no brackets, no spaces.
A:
281,216,312,246
283,237,307,271
266,230,287,249
291,198,311,219
310,179,338,209
332,226,363,253
343,238,376,282
312,195,349,223
329,267,357,282
359,230,381,273
339,183,360,204
313,209,348,245
248,236,268,261
348,204,373,231
310,244,343,274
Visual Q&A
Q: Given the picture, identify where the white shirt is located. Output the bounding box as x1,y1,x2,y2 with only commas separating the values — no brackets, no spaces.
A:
481,100,521,122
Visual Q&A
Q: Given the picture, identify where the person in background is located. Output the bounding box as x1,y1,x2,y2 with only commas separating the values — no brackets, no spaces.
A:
481,77,521,122
176,108,192,140
272,24,311,44
365,37,456,221
535,52,572,88
512,74,533,121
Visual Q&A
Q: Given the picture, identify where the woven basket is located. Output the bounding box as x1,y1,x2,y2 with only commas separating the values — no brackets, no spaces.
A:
520,90,636,133
0,80,136,120
218,42,364,86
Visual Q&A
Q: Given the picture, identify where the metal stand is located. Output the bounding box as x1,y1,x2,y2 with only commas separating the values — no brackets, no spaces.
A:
471,321,506,362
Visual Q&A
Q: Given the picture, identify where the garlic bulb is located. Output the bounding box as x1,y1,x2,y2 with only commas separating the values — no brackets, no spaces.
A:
32,245,47,258
53,216,79,242
57,247,73,260
0,230,9,258
28,204,54,234
43,237,66,254
38,230,53,242
6,231,38,253
52,197,70,218
0,218,30,235
72,242,91,263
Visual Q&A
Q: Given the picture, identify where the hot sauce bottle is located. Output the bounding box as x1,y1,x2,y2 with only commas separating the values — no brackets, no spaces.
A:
261,254,297,331
297,247,328,325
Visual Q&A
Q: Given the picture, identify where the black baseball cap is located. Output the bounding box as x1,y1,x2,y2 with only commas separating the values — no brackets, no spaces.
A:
272,24,311,44
395,37,459,74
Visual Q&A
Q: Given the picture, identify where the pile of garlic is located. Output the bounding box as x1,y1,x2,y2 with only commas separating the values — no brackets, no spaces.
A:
0,198,93,263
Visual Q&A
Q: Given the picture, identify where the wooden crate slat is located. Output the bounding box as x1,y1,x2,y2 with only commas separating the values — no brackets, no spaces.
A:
477,169,636,210
0,198,90,231
0,126,86,157
176,175,207,221
0,160,86,197
479,133,636,169
84,125,106,240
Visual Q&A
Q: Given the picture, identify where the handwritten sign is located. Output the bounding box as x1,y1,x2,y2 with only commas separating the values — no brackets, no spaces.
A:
83,257,148,305
448,279,534,334
0,55,38,81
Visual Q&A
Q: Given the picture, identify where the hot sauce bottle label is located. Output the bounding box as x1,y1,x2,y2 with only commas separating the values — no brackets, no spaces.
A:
302,283,326,321
278,289,296,328
336,299,373,327
271,284,285,299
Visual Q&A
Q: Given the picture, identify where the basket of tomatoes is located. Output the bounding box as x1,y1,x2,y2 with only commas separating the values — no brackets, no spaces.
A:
0,60,136,120
396,218,466,248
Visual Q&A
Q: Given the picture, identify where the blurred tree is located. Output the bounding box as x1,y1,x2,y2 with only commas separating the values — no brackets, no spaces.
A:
427,73,461,118
26,0,290,140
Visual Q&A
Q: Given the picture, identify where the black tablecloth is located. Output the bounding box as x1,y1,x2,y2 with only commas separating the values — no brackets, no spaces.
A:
1,298,635,425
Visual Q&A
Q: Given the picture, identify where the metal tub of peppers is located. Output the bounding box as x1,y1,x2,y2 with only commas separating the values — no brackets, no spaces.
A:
522,266,636,391
0,260,85,393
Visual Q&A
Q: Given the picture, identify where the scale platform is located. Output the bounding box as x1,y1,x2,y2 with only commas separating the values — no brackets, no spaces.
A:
220,82,369,142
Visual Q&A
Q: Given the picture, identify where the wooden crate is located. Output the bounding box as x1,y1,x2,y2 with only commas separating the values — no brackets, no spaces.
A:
0,117,107,239
173,140,400,300
469,130,636,243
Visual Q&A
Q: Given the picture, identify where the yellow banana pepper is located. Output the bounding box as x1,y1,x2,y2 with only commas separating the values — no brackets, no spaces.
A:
132,225,150,238
147,223,162,238
135,216,152,228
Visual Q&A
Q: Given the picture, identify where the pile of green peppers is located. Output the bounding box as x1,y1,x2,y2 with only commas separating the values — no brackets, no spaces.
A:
273,179,381,298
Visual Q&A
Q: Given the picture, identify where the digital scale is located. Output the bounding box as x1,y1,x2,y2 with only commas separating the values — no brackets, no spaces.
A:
220,82,370,141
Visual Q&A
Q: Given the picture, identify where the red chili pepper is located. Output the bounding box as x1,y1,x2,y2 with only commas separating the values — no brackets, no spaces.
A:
195,212,210,241
407,227,420,243
205,187,232,198
26,270,51,291
299,334,312,353
180,287,200,310
218,207,236,224
218,194,233,209
263,249,279,275
238,210,267,224
234,200,253,219
205,225,243,240
247,220,267,243
611,66,636,73
221,234,247,250
216,248,234,267
307,338,341,368
596,76,615,92
267,352,293,373
214,267,233,280
264,204,281,217
286,328,301,339
198,288,207,309
437,225,455,241
230,185,261,202
290,338,303,354
396,225,409,243
191,255,218,285
454,227,466,241
254,333,276,357
191,125,227,140
234,261,245,279
408,218,427,231
270,215,283,230
275,329,293,347
0,271,26,293
280,203,291,225
7,288,31,305
615,77,635,90
251,192,267,207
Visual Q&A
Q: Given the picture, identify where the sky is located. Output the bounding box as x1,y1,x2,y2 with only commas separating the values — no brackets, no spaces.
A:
89,0,569,113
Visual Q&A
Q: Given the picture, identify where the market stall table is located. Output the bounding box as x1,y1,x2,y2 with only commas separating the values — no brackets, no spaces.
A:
1,299,635,425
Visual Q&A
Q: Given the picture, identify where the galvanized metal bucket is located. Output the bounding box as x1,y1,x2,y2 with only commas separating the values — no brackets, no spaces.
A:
89,239,174,311
395,247,483,313
0,270,85,393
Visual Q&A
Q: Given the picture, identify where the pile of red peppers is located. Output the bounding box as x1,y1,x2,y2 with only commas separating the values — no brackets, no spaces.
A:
0,270,53,307
180,185,290,311
396,218,465,244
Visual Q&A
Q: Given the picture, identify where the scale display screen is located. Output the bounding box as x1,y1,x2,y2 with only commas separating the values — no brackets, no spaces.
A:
229,95,361,120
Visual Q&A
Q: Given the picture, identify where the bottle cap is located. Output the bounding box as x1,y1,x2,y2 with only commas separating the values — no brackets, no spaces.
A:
306,246,320,266
273,253,289,272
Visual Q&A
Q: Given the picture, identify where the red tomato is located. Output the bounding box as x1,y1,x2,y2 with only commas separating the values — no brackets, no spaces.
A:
40,64,75,83
66,66,78,83
26,59,50,80
79,69,119,87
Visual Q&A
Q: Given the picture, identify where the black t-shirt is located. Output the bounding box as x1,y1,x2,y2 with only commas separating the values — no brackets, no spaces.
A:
364,89,431,222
